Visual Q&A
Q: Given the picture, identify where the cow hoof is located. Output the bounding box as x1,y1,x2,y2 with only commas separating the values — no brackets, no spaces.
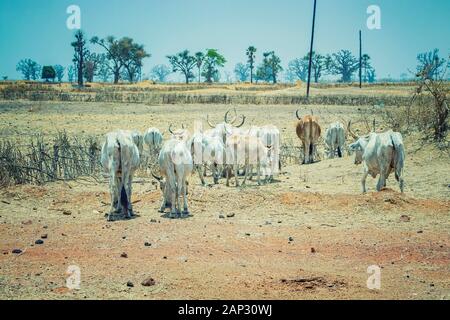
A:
182,210,189,215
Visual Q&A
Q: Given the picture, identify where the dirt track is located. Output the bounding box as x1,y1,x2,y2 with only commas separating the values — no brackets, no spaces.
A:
0,101,449,299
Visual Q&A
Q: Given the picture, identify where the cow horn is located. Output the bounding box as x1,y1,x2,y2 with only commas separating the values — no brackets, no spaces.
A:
224,110,231,123
347,120,359,140
235,115,246,128
151,169,162,181
295,109,302,120
206,115,216,128
168,124,174,135
229,108,238,124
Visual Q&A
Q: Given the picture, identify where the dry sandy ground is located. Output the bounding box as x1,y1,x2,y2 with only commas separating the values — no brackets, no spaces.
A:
0,101,449,300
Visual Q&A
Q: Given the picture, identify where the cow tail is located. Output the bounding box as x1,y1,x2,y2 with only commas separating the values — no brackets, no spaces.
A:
390,134,404,182
117,138,129,211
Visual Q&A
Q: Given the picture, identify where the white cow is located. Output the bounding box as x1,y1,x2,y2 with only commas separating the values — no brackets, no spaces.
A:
349,130,405,193
169,124,191,142
325,122,346,158
101,131,140,221
225,132,273,187
119,130,144,156
187,133,225,186
152,138,193,217
144,127,163,152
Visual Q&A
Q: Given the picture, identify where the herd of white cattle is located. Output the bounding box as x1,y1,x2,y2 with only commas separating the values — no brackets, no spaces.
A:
100,109,405,221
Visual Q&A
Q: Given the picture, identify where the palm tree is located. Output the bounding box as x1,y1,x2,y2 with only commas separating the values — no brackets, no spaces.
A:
194,52,205,83
246,46,257,83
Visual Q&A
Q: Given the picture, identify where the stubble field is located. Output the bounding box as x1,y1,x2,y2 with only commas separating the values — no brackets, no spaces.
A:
0,99,449,300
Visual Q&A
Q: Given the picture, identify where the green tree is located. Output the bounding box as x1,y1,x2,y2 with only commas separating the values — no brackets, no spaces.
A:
16,59,41,80
202,49,226,83
257,51,283,84
361,54,376,83
246,46,257,83
167,50,197,84
91,36,124,83
41,66,56,82
118,37,150,82
71,30,89,86
328,50,359,82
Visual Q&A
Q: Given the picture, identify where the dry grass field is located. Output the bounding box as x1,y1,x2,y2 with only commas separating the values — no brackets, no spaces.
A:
0,94,449,299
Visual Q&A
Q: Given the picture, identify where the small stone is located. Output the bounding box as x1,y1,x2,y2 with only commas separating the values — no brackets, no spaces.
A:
150,219,157,223
288,237,294,242
122,236,126,240
126,281,134,287
63,210,72,216
219,215,225,219
417,230,423,234
120,252,128,258
144,242,151,247
226,213,235,218
41,234,48,239
278,221,282,224
22,220,32,225
311,247,316,253
163,256,167,259
245,233,251,236
12,249,22,254
141,278,156,287
35,239,44,245
43,225,48,229
400,215,410,222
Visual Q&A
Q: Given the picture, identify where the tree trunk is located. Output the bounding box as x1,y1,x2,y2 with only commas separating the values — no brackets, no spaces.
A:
114,70,120,84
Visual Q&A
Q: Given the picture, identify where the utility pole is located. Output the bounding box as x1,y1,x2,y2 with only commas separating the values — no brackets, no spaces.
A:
359,30,362,89
306,0,317,98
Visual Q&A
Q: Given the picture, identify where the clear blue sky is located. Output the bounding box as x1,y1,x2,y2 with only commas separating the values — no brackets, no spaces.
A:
0,0,449,81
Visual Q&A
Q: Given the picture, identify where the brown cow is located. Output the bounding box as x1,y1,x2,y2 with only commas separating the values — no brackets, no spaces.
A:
295,110,321,164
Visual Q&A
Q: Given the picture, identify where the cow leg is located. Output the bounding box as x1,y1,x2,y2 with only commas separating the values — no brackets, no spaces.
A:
234,163,239,187
376,173,386,192
197,165,206,186
182,180,189,215
242,162,250,186
302,141,308,164
226,165,230,187
126,175,134,217
256,163,262,185
361,166,369,193
169,185,177,218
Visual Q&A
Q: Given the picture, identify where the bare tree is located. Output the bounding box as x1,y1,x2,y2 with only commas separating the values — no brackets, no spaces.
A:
416,49,446,80
53,65,65,82
71,30,89,86
234,63,250,82
150,64,171,82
